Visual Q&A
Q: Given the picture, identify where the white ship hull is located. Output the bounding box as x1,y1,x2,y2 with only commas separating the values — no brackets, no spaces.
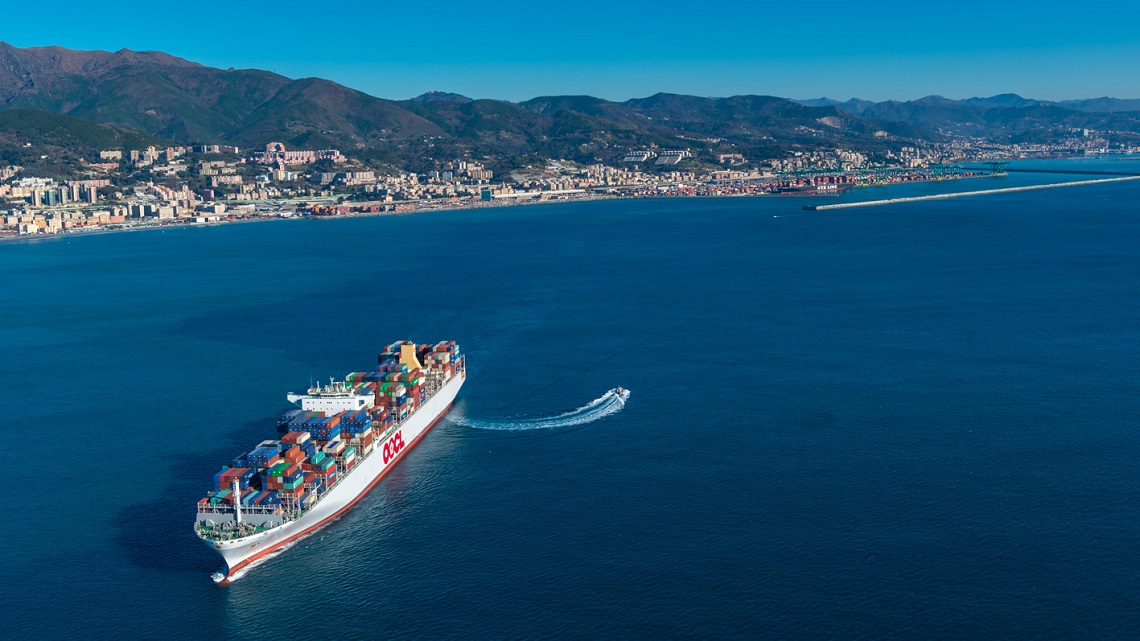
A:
202,372,464,583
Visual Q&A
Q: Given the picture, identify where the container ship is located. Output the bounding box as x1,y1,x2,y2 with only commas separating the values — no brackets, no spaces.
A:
194,340,465,584
774,183,849,195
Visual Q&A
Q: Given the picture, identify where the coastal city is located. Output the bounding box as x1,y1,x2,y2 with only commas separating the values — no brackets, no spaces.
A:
1,129,1132,238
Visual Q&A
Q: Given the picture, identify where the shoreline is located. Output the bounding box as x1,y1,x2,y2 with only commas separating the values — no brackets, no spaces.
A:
0,173,1002,245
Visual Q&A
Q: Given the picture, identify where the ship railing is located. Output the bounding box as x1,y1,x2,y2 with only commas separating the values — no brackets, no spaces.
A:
197,520,276,541
198,504,281,515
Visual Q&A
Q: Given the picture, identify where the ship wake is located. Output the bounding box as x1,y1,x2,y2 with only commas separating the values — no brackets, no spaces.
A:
457,388,630,431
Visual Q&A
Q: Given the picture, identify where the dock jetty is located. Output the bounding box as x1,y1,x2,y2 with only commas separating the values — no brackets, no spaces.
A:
803,175,1140,211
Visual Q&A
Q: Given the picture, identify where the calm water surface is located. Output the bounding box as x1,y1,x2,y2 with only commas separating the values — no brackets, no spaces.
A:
2,173,1138,639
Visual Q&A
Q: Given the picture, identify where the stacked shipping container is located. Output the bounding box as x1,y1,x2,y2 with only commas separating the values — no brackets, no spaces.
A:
200,342,461,523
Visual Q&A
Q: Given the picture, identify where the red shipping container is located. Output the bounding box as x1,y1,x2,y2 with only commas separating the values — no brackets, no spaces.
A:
214,472,233,491
282,431,311,445
216,467,250,490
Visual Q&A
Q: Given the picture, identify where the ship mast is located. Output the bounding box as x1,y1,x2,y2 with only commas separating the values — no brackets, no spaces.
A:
232,478,242,525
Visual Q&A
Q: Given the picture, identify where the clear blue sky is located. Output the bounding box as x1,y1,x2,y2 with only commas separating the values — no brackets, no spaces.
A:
5,1,1140,102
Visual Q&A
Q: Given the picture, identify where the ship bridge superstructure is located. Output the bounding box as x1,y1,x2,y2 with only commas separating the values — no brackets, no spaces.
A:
287,379,372,414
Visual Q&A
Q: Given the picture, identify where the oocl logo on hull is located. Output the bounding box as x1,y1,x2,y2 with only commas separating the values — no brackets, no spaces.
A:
382,431,406,464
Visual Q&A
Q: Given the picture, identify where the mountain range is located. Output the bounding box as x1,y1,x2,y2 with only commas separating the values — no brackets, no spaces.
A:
2,42,1139,174
794,94,1140,141
796,94,1140,114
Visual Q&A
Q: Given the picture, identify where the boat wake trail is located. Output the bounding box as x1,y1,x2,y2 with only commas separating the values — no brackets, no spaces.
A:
457,388,631,431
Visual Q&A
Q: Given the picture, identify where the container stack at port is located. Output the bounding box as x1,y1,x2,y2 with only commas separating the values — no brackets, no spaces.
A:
195,341,464,541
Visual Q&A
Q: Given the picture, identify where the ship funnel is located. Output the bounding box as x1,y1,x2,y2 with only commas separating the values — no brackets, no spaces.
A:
399,342,423,370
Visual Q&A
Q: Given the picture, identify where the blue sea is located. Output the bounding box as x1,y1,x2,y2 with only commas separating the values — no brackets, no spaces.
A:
3,163,1139,639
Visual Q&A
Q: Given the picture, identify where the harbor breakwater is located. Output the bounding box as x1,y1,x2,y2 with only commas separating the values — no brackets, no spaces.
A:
804,175,1140,210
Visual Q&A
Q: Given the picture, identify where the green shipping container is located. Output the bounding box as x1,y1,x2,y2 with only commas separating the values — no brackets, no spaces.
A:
269,462,290,477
